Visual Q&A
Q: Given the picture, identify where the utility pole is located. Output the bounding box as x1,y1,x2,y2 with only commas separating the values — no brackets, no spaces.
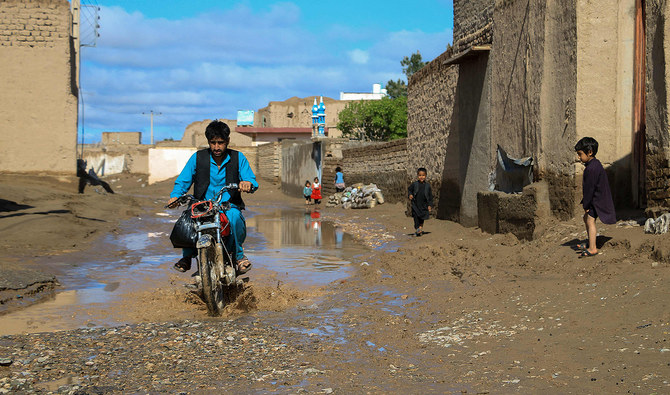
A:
142,110,162,145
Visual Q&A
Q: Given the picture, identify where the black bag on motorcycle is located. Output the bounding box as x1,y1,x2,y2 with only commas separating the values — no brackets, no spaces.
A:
170,209,198,248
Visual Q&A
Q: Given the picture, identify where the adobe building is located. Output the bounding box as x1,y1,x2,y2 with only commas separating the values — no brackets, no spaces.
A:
179,119,252,148
409,0,652,227
0,0,78,174
252,96,347,140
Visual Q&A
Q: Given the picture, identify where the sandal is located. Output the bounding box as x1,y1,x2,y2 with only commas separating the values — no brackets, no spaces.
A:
236,257,252,275
579,250,599,258
576,242,587,250
174,257,192,272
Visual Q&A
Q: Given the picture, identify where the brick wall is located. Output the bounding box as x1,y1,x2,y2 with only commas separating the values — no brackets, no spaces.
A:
0,0,71,48
235,146,258,175
645,2,670,212
647,153,670,211
407,50,459,219
257,142,280,184
337,139,409,204
0,0,77,173
453,0,494,53
102,132,142,146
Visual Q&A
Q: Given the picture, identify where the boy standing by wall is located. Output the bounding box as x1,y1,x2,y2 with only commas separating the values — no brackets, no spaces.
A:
575,137,616,257
408,167,433,237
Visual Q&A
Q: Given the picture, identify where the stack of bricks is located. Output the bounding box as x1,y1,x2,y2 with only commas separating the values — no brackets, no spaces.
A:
0,0,71,48
452,0,494,54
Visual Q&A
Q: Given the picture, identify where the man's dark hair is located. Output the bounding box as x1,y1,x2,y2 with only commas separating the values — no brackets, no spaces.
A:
417,167,427,175
335,166,342,172
205,120,231,141
575,137,599,156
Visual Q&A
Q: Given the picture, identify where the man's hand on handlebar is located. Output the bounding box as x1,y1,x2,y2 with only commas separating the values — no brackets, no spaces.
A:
166,197,179,209
239,181,252,193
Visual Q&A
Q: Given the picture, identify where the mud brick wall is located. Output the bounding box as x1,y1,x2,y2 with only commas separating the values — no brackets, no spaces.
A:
645,2,670,212
235,146,258,175
338,140,409,204
0,0,77,173
453,0,494,53
257,142,281,184
491,0,578,220
477,181,551,241
0,0,71,48
646,153,670,211
407,50,459,220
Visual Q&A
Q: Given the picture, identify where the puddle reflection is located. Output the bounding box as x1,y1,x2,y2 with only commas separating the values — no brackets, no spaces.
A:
0,206,368,334
246,208,368,286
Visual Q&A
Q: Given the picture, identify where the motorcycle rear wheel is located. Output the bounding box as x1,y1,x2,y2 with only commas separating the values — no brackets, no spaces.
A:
198,243,226,316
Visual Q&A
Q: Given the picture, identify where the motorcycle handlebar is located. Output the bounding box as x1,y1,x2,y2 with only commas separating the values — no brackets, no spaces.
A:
166,183,257,208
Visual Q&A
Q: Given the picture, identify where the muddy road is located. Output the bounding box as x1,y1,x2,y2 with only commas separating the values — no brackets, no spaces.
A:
1,174,670,393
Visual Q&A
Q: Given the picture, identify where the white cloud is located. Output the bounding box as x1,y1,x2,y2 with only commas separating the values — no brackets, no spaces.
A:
80,4,453,142
348,49,370,65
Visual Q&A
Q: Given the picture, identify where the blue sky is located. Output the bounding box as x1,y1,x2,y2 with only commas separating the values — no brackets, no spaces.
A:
80,1,454,143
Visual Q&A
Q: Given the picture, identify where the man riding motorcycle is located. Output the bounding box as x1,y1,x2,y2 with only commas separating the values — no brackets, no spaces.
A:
167,120,258,274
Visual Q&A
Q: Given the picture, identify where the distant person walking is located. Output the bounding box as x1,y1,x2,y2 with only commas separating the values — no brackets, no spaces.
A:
311,177,322,205
575,137,616,257
408,167,433,237
334,166,345,192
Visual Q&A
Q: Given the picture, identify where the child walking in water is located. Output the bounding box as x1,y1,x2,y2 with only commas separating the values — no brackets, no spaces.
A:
575,137,616,257
303,180,312,205
311,177,322,205
408,167,433,237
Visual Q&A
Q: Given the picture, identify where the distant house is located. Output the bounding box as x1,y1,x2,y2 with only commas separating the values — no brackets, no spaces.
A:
340,84,388,101
235,127,330,146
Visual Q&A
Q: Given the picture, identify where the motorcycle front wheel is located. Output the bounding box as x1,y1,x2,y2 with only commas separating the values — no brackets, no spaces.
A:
198,242,226,316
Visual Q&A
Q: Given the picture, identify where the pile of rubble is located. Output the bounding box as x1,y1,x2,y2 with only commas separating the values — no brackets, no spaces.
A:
645,213,670,234
326,183,385,209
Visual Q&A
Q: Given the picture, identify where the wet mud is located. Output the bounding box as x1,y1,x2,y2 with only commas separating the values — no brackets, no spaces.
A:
0,204,368,335
1,176,670,393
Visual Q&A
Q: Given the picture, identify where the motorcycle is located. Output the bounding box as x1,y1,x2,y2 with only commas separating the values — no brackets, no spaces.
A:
167,183,255,316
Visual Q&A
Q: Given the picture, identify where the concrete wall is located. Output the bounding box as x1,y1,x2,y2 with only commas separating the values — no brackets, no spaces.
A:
148,147,196,184
280,140,321,198
0,0,77,174
646,0,670,211
257,142,281,183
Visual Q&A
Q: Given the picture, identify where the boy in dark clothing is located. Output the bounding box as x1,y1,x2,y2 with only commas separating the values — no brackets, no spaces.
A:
575,137,616,257
76,159,114,194
408,167,433,237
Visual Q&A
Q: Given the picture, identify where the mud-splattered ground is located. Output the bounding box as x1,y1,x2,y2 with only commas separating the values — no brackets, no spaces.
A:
1,174,670,393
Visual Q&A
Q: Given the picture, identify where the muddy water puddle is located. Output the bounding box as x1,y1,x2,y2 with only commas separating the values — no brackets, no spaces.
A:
0,207,367,335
